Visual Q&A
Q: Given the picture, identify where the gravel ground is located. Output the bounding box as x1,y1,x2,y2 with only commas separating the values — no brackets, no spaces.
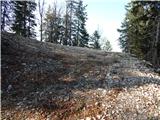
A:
1,32,160,120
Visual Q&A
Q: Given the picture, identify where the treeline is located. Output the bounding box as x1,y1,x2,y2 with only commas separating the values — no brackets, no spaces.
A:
118,1,160,67
1,1,37,37
1,0,112,51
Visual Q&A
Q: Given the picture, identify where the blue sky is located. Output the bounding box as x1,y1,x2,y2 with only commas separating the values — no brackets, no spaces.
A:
37,0,130,52
84,0,129,52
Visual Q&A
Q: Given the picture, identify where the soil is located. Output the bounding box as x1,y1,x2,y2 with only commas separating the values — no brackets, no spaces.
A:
1,32,160,120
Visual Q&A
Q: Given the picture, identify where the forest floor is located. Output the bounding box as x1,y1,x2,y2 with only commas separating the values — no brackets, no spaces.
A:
1,32,160,120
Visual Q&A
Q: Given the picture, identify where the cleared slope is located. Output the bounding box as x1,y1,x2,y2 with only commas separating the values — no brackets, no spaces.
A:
1,32,160,120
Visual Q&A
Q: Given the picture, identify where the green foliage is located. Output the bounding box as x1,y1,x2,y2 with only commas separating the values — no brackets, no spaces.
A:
12,1,37,38
90,30,101,49
73,0,89,47
118,1,160,66
102,40,112,52
43,5,64,43
43,0,89,47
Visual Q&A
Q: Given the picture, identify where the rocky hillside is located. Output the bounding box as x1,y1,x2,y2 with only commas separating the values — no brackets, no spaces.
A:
1,32,160,120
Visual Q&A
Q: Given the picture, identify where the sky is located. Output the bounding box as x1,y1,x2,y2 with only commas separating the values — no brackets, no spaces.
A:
37,0,130,52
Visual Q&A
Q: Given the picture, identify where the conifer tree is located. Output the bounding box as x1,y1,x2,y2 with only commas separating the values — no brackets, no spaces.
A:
118,1,160,66
43,5,63,43
65,0,77,46
102,40,112,51
74,0,89,47
43,0,89,47
12,1,37,38
65,0,89,47
63,10,70,45
38,0,45,41
90,30,101,49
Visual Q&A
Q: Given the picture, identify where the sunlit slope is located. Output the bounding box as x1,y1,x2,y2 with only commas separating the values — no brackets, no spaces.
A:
2,32,160,120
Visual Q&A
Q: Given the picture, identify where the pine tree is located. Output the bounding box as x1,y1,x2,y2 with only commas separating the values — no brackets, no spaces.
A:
63,11,70,45
43,4,63,43
27,1,37,38
102,40,112,52
90,30,101,49
43,0,89,47
12,1,37,38
65,0,77,46
64,0,89,47
74,0,89,47
12,1,24,36
43,5,53,42
117,18,129,53
118,1,160,66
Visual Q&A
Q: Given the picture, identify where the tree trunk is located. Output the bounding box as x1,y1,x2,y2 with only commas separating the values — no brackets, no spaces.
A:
40,15,42,41
38,0,44,42
152,16,160,65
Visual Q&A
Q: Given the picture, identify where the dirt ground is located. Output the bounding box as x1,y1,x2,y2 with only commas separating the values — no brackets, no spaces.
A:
1,32,160,120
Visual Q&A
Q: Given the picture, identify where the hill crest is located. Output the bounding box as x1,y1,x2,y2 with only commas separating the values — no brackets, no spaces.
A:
2,32,160,120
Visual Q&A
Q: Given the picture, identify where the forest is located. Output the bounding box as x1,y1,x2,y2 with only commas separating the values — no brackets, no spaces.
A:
1,0,112,51
118,1,160,68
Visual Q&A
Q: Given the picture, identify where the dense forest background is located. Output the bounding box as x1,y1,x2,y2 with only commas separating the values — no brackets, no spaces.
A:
1,0,160,67
1,0,112,51
118,1,160,68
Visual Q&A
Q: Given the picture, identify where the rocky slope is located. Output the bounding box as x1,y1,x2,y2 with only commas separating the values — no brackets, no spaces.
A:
1,32,160,120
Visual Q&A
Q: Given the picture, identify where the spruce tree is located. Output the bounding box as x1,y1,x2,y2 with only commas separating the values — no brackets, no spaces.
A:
12,1,37,38
90,30,101,49
65,0,89,47
66,0,77,46
43,0,89,47
74,0,89,47
102,40,112,52
43,5,63,43
63,11,69,45
27,1,37,38
118,1,160,66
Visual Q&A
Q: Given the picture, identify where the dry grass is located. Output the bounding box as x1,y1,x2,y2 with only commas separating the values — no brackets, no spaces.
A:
1,32,160,120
